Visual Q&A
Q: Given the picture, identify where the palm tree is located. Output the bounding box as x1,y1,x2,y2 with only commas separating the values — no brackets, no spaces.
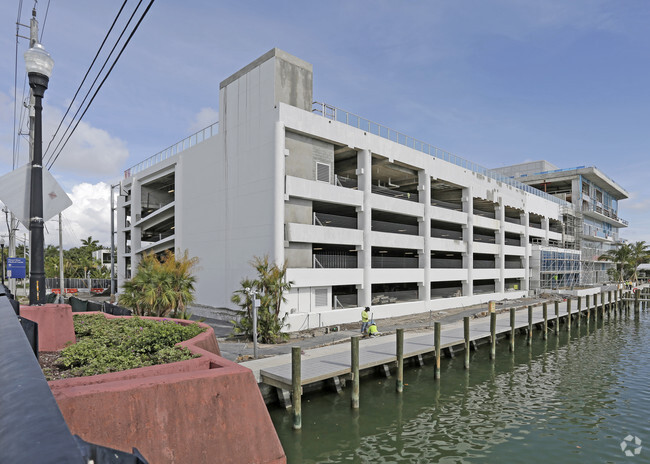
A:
599,243,632,283
119,250,198,318
231,255,293,343
628,241,650,282
81,236,100,251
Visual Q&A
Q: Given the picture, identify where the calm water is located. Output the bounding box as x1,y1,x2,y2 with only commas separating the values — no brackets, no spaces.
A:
270,310,650,463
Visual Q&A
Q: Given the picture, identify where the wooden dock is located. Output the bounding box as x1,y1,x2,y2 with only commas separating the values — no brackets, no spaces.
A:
259,288,645,392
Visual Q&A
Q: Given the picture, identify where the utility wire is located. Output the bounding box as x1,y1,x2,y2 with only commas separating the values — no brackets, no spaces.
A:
47,0,156,170
12,0,24,169
43,0,129,160
39,0,49,41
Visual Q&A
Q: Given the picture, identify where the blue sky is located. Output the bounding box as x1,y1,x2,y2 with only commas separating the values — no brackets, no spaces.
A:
1,0,648,247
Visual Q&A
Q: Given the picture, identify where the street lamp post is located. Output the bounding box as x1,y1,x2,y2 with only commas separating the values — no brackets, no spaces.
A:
24,42,54,305
0,238,5,286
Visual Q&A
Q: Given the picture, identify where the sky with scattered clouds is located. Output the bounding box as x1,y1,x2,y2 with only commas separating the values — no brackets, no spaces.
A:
0,0,649,249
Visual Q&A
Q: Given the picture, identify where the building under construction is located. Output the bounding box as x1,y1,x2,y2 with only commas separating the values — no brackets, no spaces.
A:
495,162,628,290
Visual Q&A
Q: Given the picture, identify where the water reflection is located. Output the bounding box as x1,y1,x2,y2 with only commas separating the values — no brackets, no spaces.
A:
271,312,650,463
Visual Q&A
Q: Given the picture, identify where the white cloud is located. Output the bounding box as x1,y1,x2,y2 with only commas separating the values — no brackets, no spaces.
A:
187,107,218,134
41,182,112,249
0,90,129,180
41,104,130,178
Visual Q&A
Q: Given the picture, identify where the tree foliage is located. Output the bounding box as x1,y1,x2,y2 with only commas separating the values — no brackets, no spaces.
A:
231,255,293,344
119,250,199,318
40,236,110,279
599,241,650,283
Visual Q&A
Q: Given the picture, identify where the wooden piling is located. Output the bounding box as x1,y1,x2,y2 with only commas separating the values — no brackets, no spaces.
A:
608,291,612,317
510,308,516,352
351,335,359,409
635,289,640,314
527,305,533,346
490,311,497,360
586,294,591,322
601,292,606,319
543,302,548,340
464,316,470,369
577,296,582,329
292,346,301,430
396,329,404,393
554,301,559,335
566,298,571,331
434,322,441,380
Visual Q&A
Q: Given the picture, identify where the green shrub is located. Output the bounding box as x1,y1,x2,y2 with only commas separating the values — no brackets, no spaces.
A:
57,314,206,377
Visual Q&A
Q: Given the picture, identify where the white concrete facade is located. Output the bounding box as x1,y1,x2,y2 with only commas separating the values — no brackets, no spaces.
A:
117,49,586,332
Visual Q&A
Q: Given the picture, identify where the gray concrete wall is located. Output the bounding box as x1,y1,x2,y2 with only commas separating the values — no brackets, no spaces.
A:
285,243,312,268
285,131,334,182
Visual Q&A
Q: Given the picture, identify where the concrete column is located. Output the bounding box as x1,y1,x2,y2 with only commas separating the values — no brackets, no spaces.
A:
358,149,372,307
497,203,505,294
419,170,431,304
541,217,550,246
116,191,127,287
462,187,473,296
273,121,286,267
130,177,142,273
521,212,530,291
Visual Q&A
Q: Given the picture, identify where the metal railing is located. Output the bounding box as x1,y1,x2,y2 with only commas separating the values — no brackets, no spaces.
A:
312,102,571,207
431,198,463,211
313,212,357,229
371,289,419,305
431,228,463,240
581,201,628,226
124,122,218,178
371,255,419,268
313,253,357,269
335,175,358,189
371,184,419,202
46,278,114,290
372,219,419,235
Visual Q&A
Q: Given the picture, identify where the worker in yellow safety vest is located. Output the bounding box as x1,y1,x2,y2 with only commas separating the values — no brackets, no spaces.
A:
361,307,370,334
367,322,380,337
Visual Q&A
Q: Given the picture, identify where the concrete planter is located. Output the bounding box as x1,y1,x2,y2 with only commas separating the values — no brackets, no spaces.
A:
36,310,285,464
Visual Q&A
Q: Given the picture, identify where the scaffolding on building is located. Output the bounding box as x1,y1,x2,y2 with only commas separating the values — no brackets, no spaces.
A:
530,207,599,290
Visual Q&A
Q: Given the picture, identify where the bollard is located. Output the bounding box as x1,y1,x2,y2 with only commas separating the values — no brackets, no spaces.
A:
608,291,612,317
566,298,571,331
396,329,404,393
464,317,470,369
543,302,548,340
490,311,497,360
510,308,516,352
434,322,441,380
554,301,559,335
292,346,301,430
527,305,533,346
351,335,360,409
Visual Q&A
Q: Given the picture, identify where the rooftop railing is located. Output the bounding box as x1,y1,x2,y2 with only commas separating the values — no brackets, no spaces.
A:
124,122,218,178
312,102,571,208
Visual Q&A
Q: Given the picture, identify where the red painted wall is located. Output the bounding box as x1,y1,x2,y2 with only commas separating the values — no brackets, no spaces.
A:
21,304,76,351
47,311,285,464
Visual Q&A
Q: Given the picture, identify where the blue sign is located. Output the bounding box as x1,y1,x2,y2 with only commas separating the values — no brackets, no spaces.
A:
7,257,26,279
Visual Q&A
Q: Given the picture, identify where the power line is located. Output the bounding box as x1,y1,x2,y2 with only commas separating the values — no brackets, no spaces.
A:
43,0,129,161
12,0,24,169
39,0,49,41
47,0,156,170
